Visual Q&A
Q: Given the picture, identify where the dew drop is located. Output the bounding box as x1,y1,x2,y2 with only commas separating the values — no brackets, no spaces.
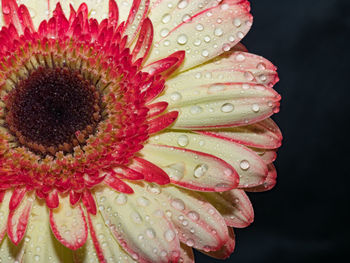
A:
177,135,189,147
214,28,223,36
222,43,231,52
130,212,142,224
164,230,176,242
257,62,266,70
194,164,208,178
162,14,171,24
188,211,200,221
2,6,10,15
190,105,203,114
178,0,188,9
137,197,150,207
170,92,182,101
236,53,246,61
240,160,250,170
201,50,209,57
160,28,170,37
252,104,260,113
194,39,202,46
171,199,185,211
221,103,234,113
209,85,225,93
115,194,127,205
196,24,204,31
233,18,242,27
146,228,156,239
186,239,195,247
204,35,211,43
177,34,188,45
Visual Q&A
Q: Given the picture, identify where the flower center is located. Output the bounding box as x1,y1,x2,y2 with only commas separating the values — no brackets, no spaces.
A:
5,67,101,155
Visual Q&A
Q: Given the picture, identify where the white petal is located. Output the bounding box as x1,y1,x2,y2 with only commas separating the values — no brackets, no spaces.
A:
149,131,268,187
95,185,181,262
147,0,253,71
147,184,229,251
140,143,239,191
0,236,24,262
0,191,11,242
23,199,74,263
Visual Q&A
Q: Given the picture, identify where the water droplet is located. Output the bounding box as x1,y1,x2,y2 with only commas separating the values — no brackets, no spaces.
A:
242,84,250,90
131,211,143,224
233,18,242,27
257,62,266,70
194,164,208,178
236,53,245,61
196,24,204,31
146,228,156,239
237,31,244,39
240,160,250,170
34,255,40,261
147,184,161,194
171,199,185,210
160,28,170,37
222,43,231,52
177,135,189,147
178,0,188,9
115,194,127,205
204,35,211,43
2,6,10,15
186,239,195,247
164,40,171,46
201,50,209,57
194,39,202,46
221,103,234,113
214,28,223,36
182,220,189,226
162,14,171,24
164,230,176,242
244,72,254,81
170,92,182,101
137,197,150,207
177,34,188,45
188,211,200,221
252,104,260,112
190,105,203,114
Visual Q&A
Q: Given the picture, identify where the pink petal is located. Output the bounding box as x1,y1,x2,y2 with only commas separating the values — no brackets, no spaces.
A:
122,0,150,45
7,193,34,245
201,189,254,228
143,51,185,77
49,195,88,250
46,189,59,209
108,0,119,26
147,101,168,118
252,148,277,164
244,164,277,192
9,186,27,211
95,184,181,262
0,191,11,243
82,190,97,215
104,174,135,194
132,18,153,62
141,144,239,192
148,111,178,134
129,157,170,185
69,191,82,206
201,227,236,259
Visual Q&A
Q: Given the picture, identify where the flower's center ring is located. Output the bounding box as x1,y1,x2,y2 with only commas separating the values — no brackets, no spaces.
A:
4,67,102,156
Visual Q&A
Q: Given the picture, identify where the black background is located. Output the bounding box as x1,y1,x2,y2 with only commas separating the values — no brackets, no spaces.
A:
195,0,349,262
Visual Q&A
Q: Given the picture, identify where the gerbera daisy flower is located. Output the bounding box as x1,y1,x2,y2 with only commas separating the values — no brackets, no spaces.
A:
0,0,281,262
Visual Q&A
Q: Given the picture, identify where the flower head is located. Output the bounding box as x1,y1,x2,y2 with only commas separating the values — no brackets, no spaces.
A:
0,0,281,262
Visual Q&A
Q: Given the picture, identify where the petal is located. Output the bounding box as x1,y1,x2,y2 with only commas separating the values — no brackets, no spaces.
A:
23,199,74,263
7,192,34,245
132,17,153,62
244,163,277,192
147,184,229,251
82,212,135,263
49,194,88,250
147,0,252,71
46,189,59,209
253,148,277,164
201,189,254,228
201,227,235,259
147,111,179,135
143,51,185,77
148,131,268,188
9,186,27,211
95,184,181,262
0,237,24,262
0,190,11,243
140,144,239,191
200,118,282,149
154,50,280,128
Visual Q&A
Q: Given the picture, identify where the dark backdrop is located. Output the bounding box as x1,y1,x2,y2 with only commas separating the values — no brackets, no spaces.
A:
195,0,349,262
